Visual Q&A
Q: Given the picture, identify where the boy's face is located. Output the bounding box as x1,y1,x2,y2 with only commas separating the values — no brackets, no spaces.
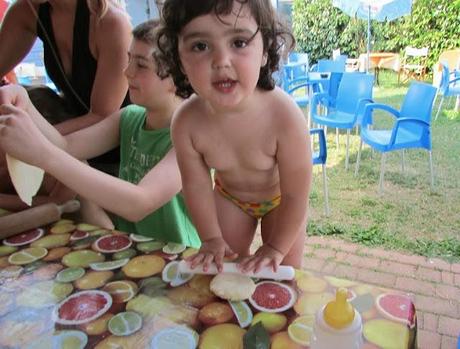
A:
124,39,175,108
177,2,266,111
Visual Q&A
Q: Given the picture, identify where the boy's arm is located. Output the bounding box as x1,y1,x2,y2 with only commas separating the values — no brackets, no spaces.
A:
0,85,121,159
0,105,181,221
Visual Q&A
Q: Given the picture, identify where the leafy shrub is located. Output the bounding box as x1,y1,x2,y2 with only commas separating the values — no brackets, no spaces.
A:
292,0,460,71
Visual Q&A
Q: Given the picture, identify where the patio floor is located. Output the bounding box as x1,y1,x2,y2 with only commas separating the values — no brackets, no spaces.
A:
302,235,460,349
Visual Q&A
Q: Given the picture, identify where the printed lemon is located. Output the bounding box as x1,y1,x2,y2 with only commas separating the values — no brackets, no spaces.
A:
287,315,315,346
251,312,287,333
56,267,86,283
107,311,142,336
102,280,138,303
229,300,253,328
8,246,48,265
122,255,165,278
162,242,186,255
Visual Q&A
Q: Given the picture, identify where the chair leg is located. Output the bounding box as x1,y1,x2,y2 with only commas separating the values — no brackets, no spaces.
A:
335,128,339,150
354,139,363,177
322,164,330,216
379,153,386,195
401,149,405,173
435,96,444,120
345,129,350,170
429,150,434,189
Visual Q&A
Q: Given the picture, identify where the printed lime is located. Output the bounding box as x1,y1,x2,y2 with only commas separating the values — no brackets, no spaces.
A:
76,223,100,231
0,245,18,257
162,261,179,282
8,246,48,265
107,311,142,336
229,300,253,328
54,330,88,349
287,321,313,346
150,326,199,349
136,241,165,253
129,233,154,242
162,242,186,255
89,258,130,271
56,267,86,283
113,248,137,260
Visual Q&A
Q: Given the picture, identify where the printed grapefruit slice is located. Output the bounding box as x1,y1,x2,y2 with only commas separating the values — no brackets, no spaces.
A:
70,230,90,241
375,293,416,327
102,280,138,303
249,281,297,313
93,235,132,253
53,290,113,325
3,228,44,246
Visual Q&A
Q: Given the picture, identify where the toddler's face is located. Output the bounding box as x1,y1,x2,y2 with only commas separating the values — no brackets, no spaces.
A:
177,1,266,111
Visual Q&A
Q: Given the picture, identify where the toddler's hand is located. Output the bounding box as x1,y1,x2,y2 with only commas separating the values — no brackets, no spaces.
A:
185,237,238,273
238,243,284,274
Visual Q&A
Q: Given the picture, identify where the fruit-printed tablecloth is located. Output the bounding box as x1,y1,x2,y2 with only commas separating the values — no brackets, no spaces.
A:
0,219,417,349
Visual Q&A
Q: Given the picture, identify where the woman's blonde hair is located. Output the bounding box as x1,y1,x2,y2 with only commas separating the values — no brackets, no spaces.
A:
87,0,126,20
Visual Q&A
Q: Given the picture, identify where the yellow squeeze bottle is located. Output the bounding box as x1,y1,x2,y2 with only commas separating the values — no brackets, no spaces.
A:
311,288,363,349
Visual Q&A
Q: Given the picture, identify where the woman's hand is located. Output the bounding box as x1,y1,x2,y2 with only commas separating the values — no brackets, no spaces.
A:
0,104,52,167
238,243,284,274
185,236,238,273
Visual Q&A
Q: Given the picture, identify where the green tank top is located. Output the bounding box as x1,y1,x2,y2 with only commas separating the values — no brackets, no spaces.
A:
116,105,200,248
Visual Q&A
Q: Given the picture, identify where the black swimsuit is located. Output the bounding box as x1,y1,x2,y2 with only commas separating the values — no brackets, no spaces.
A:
36,0,129,168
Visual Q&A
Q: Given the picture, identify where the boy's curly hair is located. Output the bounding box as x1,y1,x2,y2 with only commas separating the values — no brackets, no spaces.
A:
155,0,294,98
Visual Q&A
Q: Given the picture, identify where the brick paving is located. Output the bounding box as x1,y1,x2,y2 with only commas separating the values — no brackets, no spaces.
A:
303,236,460,349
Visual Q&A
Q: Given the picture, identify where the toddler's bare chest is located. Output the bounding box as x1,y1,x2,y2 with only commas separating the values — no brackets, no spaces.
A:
196,126,277,172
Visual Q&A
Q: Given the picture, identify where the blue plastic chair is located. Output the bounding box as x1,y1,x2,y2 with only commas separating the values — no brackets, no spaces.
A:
287,77,311,108
310,128,329,216
435,62,460,120
354,81,437,194
311,72,374,170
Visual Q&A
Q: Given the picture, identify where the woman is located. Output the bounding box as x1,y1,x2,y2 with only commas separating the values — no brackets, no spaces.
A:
0,0,132,208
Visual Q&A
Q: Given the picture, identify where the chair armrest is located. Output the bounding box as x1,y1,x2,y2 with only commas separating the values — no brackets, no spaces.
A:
448,76,460,85
309,128,327,162
361,103,400,128
310,92,330,115
355,98,375,125
389,117,430,146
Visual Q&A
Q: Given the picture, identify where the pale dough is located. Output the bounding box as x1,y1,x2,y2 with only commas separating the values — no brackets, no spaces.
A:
6,154,44,206
210,272,256,301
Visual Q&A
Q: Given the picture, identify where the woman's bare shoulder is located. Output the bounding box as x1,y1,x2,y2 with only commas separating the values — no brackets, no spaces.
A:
95,5,132,37
4,0,37,31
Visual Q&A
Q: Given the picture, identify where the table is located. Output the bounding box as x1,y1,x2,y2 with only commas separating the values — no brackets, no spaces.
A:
0,218,417,348
359,52,400,84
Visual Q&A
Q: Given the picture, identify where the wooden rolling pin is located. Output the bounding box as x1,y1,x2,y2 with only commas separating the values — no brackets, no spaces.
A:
0,200,80,239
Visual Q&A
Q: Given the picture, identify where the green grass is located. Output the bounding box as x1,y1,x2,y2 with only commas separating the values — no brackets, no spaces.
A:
307,71,460,262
